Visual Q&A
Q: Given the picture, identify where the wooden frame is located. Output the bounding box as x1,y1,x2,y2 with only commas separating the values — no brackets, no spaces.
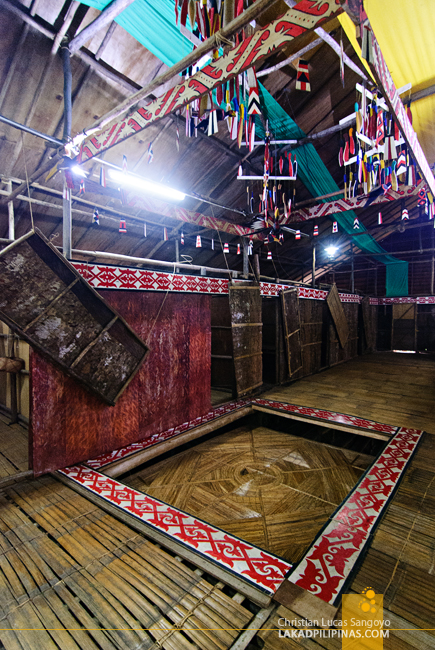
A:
0,230,149,405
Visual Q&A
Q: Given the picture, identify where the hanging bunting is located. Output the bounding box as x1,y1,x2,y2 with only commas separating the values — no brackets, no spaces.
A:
163,227,169,241
248,241,253,255
119,219,127,233
180,231,184,244
313,225,319,236
196,235,202,248
378,212,382,225
353,216,360,229
92,208,99,225
223,242,229,253
401,208,409,220
267,250,272,260
295,230,301,240
237,243,241,254
296,59,310,92
332,221,338,233
396,150,407,176
99,167,106,187
79,179,85,195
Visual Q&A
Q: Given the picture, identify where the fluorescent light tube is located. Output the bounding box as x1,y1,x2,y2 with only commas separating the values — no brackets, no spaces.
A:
109,169,185,201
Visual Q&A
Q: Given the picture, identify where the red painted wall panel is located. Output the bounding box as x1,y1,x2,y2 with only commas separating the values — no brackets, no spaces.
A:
30,291,211,475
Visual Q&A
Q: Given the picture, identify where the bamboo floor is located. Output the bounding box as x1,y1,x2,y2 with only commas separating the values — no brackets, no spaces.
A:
126,424,375,564
0,416,28,483
263,351,435,433
0,474,257,650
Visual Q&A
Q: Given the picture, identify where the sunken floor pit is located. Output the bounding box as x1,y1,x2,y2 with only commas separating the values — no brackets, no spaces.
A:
122,414,384,564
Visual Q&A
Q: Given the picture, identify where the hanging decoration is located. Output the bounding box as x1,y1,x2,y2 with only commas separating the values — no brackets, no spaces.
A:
401,209,409,220
237,243,241,254
143,223,147,237
211,237,214,250
99,167,106,187
247,67,262,116
196,235,202,248
295,59,310,92
267,250,272,260
339,39,345,87
378,212,382,225
180,231,184,244
295,230,301,240
148,142,154,164
332,221,338,233
92,208,99,225
79,179,85,195
119,219,127,233
313,225,319,236
223,242,229,253
353,216,360,229
163,227,168,241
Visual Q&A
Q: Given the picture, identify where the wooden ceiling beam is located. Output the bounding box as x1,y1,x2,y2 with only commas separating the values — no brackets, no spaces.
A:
69,0,136,54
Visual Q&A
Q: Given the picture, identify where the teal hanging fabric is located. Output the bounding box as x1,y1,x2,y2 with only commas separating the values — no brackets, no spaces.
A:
78,0,193,67
255,84,408,297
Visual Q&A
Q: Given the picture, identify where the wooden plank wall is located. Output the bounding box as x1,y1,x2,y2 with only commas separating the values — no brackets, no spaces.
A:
30,292,211,476
299,299,329,377
262,298,287,385
211,296,235,393
329,302,359,366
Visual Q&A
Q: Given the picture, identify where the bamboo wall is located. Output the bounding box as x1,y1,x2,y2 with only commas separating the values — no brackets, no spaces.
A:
0,321,29,420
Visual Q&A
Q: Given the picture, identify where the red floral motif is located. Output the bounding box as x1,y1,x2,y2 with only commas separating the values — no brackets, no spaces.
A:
58,465,291,594
253,399,398,435
289,424,423,604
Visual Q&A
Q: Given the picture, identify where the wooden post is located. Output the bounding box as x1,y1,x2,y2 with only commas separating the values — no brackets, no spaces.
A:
243,239,249,279
69,0,136,54
253,254,260,283
7,180,14,240
351,242,355,293
62,176,72,259
311,242,316,288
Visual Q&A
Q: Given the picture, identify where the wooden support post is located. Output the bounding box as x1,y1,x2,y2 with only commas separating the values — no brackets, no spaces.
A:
253,253,260,283
62,176,72,259
7,180,14,240
69,0,136,54
351,241,355,293
311,241,316,288
243,239,249,279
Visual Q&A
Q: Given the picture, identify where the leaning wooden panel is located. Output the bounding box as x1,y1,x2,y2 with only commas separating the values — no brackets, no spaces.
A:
229,283,262,397
0,230,148,405
280,288,302,378
326,284,349,349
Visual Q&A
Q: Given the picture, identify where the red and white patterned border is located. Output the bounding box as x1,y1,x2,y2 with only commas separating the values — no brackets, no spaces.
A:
86,399,251,470
58,464,292,594
252,399,398,436
370,296,435,305
71,262,362,302
288,426,423,604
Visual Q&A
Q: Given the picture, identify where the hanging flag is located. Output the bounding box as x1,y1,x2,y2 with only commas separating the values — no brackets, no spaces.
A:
417,187,427,207
378,212,382,225
223,242,229,253
313,225,319,236
332,221,338,233
340,39,345,86
143,223,147,237
296,59,310,92
196,235,202,248
353,217,360,229
119,219,127,233
375,110,384,145
180,231,184,244
248,242,253,255
148,142,154,164
163,227,168,241
396,150,407,176
247,67,261,115
237,243,241,254
402,209,409,220
295,230,301,240
99,166,106,187
92,208,99,225
79,179,85,195
267,250,272,260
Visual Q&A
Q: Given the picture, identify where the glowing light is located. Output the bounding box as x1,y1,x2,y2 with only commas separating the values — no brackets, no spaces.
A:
108,169,185,202
325,245,338,257
71,165,88,176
